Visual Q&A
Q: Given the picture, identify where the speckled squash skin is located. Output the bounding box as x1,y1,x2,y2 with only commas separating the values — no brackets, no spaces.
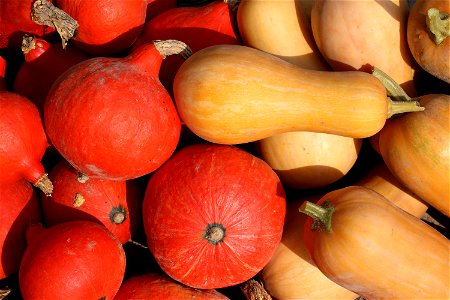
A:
303,186,450,299
379,94,450,216
142,143,286,289
44,43,181,181
56,0,147,55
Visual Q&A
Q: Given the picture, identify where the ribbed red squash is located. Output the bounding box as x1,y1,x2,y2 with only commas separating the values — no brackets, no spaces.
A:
0,180,41,280
19,221,126,299
13,35,90,114
114,272,230,300
44,41,182,181
142,143,286,289
0,91,52,195
41,159,141,244
56,0,147,55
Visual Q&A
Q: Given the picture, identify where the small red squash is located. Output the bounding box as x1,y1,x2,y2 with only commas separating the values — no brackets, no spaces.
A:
41,159,141,244
0,55,6,90
142,143,286,289
19,221,126,299
44,41,183,181
114,272,230,300
0,0,55,52
132,0,239,93
13,35,90,114
0,91,52,195
55,0,147,55
0,180,41,280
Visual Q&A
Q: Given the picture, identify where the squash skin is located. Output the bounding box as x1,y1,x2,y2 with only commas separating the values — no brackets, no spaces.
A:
311,0,417,96
379,94,449,217
407,0,450,84
303,186,450,300
173,44,388,144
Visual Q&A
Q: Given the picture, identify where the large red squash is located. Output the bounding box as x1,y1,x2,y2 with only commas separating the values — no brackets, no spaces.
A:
0,180,41,280
114,272,230,300
19,221,126,299
13,35,91,115
132,0,239,93
0,91,52,195
44,40,183,181
142,143,286,289
54,0,147,55
41,159,141,244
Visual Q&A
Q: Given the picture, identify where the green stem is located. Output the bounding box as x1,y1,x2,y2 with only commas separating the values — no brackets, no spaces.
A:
372,67,411,102
426,8,450,45
299,201,334,232
387,98,425,118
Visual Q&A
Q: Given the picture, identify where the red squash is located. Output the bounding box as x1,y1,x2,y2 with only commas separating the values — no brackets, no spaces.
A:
145,0,177,21
132,0,240,93
55,0,147,55
44,41,183,181
13,35,91,115
0,91,52,195
0,180,41,280
142,143,286,289
0,0,55,52
19,221,126,299
41,159,141,244
0,55,5,90
114,272,230,300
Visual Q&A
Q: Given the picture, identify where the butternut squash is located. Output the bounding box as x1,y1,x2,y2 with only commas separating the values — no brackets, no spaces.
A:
300,186,450,299
311,0,417,96
173,44,424,144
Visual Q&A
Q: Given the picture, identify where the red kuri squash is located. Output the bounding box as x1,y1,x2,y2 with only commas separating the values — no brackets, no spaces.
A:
142,143,286,289
114,272,230,300
0,91,52,195
44,40,184,181
0,180,41,280
19,221,126,299
41,159,141,244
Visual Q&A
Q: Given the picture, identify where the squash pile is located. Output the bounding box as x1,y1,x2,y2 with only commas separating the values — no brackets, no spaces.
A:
0,0,448,299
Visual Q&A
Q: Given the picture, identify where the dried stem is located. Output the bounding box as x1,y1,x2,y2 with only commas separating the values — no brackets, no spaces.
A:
34,173,54,196
241,280,272,300
153,40,192,60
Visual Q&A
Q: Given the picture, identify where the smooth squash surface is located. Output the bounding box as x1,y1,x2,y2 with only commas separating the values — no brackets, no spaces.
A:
174,44,392,144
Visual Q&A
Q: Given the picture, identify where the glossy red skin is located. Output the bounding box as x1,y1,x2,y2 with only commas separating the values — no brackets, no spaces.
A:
14,38,91,115
19,221,126,300
0,180,41,279
0,0,55,52
114,272,230,300
132,1,240,93
142,143,286,289
41,159,141,244
0,91,48,185
57,0,147,55
44,43,181,181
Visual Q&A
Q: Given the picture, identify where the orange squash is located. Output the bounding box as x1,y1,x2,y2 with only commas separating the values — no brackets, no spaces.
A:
357,163,428,217
259,196,358,300
301,186,450,299
379,93,449,217
311,0,417,96
173,44,424,144
407,0,450,84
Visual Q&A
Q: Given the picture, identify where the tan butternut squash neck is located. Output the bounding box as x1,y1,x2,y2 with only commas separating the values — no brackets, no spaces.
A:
299,201,335,232
427,8,450,45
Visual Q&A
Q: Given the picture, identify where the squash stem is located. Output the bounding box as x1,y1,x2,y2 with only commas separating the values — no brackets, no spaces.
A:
372,67,411,102
387,98,425,118
426,8,450,45
153,40,192,60
299,201,334,232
